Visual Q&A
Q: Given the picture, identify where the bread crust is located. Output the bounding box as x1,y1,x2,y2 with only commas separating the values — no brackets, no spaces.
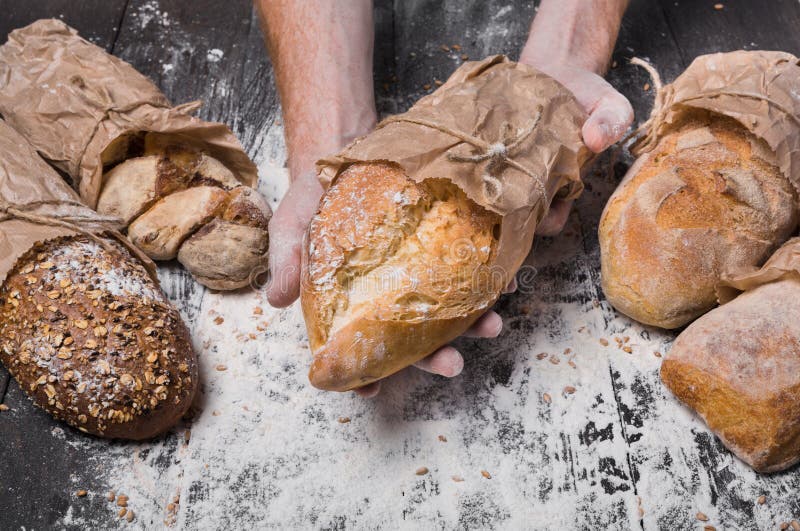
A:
0,236,198,440
600,113,797,328
302,162,505,391
661,278,800,472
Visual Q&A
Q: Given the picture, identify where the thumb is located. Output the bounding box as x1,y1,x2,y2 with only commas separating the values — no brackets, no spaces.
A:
265,214,304,308
582,88,633,153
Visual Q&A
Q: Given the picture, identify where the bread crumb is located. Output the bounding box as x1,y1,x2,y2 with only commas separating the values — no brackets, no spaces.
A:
116,494,129,507
253,306,263,315
118,508,127,518
76,490,88,497
622,346,633,354
213,316,224,325
714,3,723,9
126,510,135,523
438,435,447,442
107,491,115,502
757,494,766,505
654,351,662,358
423,84,431,90
461,54,469,61
481,470,491,479
440,44,450,52
415,467,429,475
563,386,576,395
704,526,716,531
452,475,464,482
215,364,227,371
337,417,351,424
0,404,9,411
451,44,461,51
542,393,552,404
536,352,548,360
599,338,609,346
696,512,709,522
644,83,651,91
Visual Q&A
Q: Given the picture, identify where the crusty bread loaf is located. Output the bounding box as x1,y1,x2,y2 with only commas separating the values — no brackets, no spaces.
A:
600,112,797,328
301,162,505,391
661,277,800,472
96,132,270,290
0,236,198,439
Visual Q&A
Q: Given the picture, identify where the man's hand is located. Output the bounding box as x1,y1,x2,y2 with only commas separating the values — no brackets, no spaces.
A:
520,0,633,236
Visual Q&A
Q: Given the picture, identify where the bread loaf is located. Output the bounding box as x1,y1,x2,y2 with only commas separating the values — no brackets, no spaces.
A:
301,162,506,391
97,132,271,290
0,236,198,439
661,276,800,472
600,113,797,328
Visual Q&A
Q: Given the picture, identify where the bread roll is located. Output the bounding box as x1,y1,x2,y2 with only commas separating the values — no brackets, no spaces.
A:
0,236,198,440
178,187,270,290
661,277,800,472
600,113,797,328
96,132,271,290
301,162,505,391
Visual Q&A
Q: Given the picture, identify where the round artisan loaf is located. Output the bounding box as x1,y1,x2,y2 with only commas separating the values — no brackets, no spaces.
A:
661,277,800,473
600,113,797,328
301,162,505,391
96,132,271,290
0,236,198,439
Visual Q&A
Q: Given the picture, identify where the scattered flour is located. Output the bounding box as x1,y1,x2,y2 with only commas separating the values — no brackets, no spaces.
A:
206,49,224,63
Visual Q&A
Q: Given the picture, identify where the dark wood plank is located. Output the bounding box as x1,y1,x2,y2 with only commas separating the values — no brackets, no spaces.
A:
0,0,129,51
659,0,800,59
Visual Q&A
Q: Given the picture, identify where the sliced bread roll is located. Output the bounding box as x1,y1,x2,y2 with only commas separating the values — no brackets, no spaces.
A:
301,162,505,391
600,113,797,328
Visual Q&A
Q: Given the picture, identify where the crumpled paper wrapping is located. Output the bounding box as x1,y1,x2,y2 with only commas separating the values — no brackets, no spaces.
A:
718,237,800,303
0,118,156,287
632,50,800,193
0,19,258,208
318,55,589,277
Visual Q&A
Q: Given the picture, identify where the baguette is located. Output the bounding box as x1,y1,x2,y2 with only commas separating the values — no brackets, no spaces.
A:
301,162,505,391
0,236,198,439
600,113,797,328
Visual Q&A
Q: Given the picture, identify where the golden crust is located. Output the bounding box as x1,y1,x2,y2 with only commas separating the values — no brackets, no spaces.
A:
301,162,504,391
600,113,797,328
661,278,800,472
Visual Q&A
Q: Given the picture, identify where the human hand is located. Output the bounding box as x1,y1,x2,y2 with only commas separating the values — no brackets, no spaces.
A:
519,0,633,236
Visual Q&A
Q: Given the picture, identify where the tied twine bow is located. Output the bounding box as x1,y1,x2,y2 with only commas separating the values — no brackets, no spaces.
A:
381,105,545,203
0,199,122,251
626,57,800,156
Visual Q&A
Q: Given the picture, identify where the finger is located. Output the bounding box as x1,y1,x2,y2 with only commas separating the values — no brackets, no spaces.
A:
536,198,574,236
354,381,381,398
462,311,503,338
413,345,464,377
582,90,634,153
266,175,324,308
265,215,303,307
503,276,518,294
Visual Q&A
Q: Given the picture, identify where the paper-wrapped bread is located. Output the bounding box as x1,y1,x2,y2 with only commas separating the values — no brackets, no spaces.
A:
0,20,270,290
303,56,589,391
600,52,800,328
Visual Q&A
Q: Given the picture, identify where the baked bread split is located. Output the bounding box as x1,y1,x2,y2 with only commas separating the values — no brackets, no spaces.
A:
302,163,504,391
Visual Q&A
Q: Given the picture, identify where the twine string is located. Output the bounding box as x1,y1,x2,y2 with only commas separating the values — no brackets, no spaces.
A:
625,56,800,156
381,105,546,203
0,199,122,251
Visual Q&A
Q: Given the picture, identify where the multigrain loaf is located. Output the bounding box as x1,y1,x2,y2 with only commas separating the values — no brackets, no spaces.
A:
661,276,800,472
600,113,797,328
301,162,506,391
0,236,198,439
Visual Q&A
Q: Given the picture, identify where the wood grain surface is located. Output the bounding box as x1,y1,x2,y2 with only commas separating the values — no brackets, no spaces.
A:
1,0,800,529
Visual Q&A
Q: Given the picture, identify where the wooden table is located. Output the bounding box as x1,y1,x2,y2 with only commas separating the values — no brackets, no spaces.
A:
2,1,800,529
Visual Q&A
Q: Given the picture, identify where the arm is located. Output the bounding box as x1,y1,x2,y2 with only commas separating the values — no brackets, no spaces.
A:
519,0,632,234
256,0,378,307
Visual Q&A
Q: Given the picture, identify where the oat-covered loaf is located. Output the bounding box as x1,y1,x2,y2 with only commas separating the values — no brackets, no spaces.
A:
600,113,797,328
97,133,271,290
301,163,506,391
0,236,198,439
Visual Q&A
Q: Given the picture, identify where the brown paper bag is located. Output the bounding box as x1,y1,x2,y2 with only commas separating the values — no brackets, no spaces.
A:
0,19,258,208
0,118,155,287
632,50,800,192
318,55,590,277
